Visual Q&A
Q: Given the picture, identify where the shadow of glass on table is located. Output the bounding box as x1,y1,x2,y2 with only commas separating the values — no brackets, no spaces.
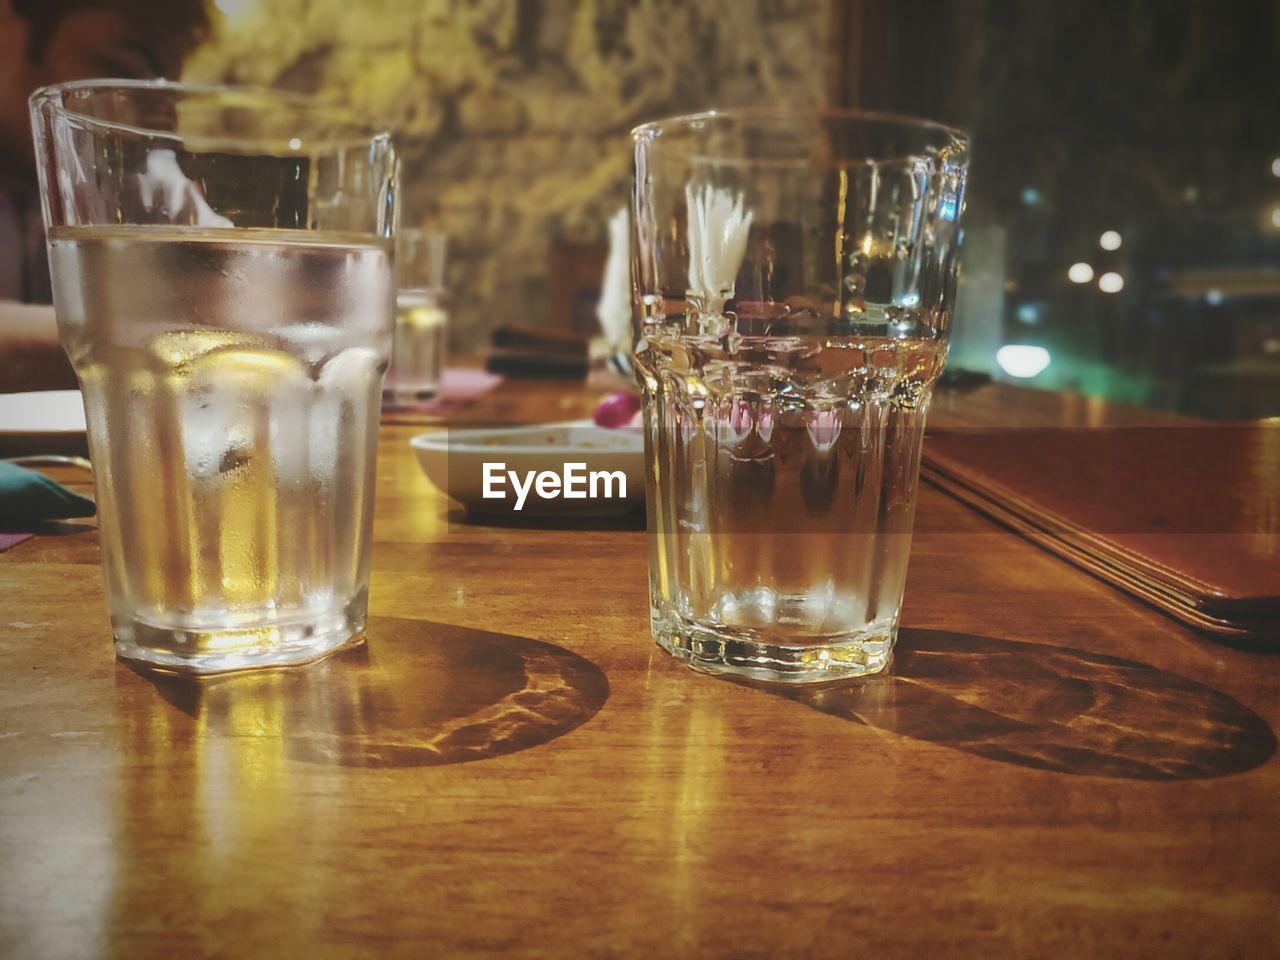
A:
137,617,609,767
777,628,1276,781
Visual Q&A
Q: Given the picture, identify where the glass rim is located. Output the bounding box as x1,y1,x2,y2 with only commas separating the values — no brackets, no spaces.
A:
29,78,393,153
631,106,969,166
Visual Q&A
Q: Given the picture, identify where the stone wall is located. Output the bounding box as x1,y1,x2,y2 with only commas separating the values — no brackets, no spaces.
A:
188,0,830,349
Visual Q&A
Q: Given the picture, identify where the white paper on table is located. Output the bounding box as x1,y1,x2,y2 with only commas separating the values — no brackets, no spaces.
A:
597,206,631,350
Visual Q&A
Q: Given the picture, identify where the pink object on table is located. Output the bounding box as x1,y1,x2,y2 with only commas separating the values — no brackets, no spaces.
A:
0,532,34,553
437,368,503,401
592,391,642,428
382,367,503,419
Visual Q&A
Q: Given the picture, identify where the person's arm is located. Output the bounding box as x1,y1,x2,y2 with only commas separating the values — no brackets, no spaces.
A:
0,302,76,393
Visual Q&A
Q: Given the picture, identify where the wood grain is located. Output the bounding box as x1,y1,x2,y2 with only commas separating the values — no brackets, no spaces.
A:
1,381,1277,959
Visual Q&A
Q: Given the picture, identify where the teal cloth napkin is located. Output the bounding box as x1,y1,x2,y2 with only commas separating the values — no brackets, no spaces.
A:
0,461,96,527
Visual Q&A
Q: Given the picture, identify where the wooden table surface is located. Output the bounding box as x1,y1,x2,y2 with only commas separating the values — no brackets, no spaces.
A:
1,380,1278,959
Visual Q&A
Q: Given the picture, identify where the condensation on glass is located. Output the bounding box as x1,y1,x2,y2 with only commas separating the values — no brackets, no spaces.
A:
30,80,398,674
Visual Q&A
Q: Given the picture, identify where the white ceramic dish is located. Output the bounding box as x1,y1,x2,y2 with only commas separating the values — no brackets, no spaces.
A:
410,420,644,517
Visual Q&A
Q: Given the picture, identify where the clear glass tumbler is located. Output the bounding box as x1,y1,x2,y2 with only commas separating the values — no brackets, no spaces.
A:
632,109,968,682
384,228,448,403
30,81,398,674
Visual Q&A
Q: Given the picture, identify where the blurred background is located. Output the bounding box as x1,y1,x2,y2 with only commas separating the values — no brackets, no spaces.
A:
186,0,1279,418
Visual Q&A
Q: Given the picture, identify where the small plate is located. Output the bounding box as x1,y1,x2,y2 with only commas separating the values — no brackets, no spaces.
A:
411,420,643,517
0,390,87,456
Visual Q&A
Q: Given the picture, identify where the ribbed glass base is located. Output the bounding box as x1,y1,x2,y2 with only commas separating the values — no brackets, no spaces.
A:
653,610,895,684
113,606,364,676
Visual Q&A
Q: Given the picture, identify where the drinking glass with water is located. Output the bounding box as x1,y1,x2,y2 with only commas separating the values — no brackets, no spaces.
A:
384,227,448,404
631,109,968,682
30,81,397,674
